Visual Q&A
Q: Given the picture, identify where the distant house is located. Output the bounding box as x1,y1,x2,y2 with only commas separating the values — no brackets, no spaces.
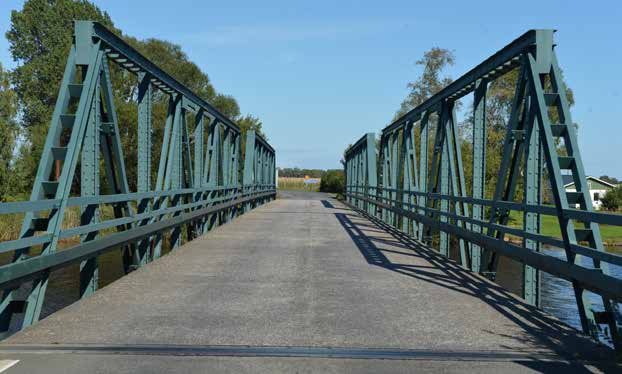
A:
563,175,616,210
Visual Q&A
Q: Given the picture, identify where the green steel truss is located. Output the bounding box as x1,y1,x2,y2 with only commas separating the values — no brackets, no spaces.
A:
345,29,622,353
243,130,276,212
0,21,276,337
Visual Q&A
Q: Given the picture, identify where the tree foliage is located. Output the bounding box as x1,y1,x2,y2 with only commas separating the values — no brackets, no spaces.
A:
0,63,18,201
395,47,455,119
279,168,324,178
5,0,258,195
319,170,345,193
601,186,622,211
6,0,114,187
396,46,577,203
238,114,265,160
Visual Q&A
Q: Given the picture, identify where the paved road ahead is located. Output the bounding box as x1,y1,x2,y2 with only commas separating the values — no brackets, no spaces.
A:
0,191,617,373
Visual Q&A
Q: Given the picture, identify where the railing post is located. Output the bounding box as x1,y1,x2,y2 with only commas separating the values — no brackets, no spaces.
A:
79,69,101,298
365,133,377,216
417,113,429,241
471,79,486,273
243,130,256,212
523,95,541,306
136,72,152,265
439,105,450,257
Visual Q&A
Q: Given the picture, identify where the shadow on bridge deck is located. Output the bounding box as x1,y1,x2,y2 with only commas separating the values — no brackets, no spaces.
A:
335,209,614,364
0,191,617,373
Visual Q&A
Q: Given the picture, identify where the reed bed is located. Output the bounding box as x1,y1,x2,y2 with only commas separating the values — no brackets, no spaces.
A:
278,177,320,192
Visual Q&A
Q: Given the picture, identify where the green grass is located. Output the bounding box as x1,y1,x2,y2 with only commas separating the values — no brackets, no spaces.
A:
507,210,622,245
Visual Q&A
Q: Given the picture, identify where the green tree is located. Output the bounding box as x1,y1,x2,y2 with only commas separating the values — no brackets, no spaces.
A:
396,46,577,203
0,62,19,201
601,186,622,211
279,168,324,178
6,0,115,188
395,47,455,119
7,0,254,194
237,114,265,159
320,170,345,193
237,114,264,137
211,94,240,119
393,47,455,199
474,68,575,200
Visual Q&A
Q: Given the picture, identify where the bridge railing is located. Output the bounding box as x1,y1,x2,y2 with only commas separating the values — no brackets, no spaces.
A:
344,29,622,353
0,21,276,337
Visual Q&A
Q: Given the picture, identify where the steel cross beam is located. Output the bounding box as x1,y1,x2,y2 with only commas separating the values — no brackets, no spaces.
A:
0,21,276,337
344,29,622,354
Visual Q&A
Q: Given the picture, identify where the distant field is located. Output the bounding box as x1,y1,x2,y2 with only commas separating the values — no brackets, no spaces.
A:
278,177,320,192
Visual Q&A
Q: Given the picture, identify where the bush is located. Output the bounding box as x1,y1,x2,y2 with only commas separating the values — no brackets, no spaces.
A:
601,186,622,211
319,170,345,193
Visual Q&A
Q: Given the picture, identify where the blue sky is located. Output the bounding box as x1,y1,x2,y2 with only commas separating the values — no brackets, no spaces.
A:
1,1,621,176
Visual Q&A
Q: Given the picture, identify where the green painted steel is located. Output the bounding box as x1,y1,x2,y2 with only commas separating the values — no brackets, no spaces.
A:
471,79,486,273
345,133,377,216
344,29,622,355
0,21,276,338
243,130,275,212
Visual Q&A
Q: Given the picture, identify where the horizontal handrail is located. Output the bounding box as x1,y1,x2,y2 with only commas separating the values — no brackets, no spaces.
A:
0,188,275,254
355,192,622,267
346,184,622,226
0,191,275,290
345,192,622,302
0,184,275,214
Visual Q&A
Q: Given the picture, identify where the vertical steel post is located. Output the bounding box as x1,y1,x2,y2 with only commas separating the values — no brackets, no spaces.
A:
446,104,470,266
523,96,541,306
221,127,231,222
439,106,450,257
401,123,418,235
381,137,390,222
418,114,429,241
152,97,175,258
243,130,256,212
79,71,101,298
167,96,183,250
137,73,152,193
390,131,400,228
193,112,204,228
136,72,152,265
471,79,487,272
230,131,239,218
366,133,378,216
205,120,221,231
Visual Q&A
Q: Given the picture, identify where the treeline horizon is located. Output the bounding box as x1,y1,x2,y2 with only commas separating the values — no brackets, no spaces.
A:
277,168,343,179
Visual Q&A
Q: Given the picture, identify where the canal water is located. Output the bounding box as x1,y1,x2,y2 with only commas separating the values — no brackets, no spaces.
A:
494,246,622,347
540,247,622,346
4,241,622,348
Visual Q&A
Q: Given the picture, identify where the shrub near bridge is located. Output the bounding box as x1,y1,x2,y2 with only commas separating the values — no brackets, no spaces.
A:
319,170,345,193
601,186,622,211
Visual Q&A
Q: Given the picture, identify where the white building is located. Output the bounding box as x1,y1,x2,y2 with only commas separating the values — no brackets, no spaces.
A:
562,175,615,210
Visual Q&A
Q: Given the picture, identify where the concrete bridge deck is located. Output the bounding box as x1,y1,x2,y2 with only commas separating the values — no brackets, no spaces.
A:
0,191,616,373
